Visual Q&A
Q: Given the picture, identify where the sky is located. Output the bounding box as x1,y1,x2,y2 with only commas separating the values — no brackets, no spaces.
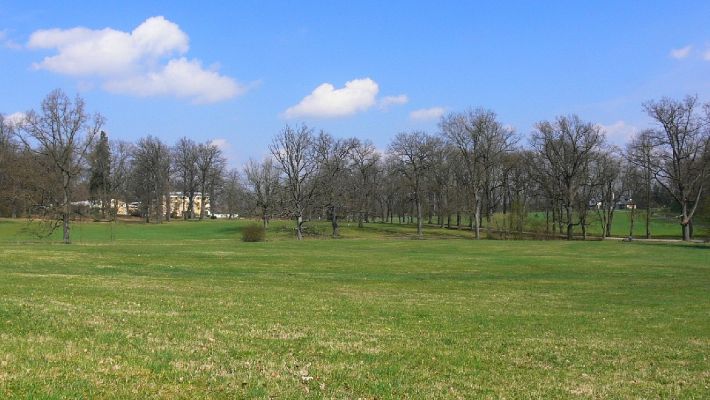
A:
1,1,709,167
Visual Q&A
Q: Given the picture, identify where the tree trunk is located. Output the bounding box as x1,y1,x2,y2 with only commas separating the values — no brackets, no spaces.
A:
331,207,339,237
416,197,423,238
473,200,481,240
629,205,635,238
566,205,574,240
165,191,171,222
296,215,303,240
63,174,71,244
682,222,690,241
681,202,690,241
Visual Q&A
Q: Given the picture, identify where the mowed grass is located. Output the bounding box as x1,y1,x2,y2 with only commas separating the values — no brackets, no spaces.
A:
0,219,708,398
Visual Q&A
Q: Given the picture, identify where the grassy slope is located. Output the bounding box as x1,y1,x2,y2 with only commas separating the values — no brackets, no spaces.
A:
0,219,708,398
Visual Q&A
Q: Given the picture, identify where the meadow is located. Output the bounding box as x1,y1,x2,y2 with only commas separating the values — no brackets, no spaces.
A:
0,218,708,398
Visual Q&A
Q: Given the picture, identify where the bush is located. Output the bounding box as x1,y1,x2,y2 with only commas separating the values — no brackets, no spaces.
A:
242,224,266,242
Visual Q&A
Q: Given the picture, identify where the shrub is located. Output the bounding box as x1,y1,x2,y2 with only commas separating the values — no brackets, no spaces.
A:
242,224,266,242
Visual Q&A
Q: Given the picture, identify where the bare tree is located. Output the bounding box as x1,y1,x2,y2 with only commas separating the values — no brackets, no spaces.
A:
349,139,380,228
196,141,225,220
441,109,517,239
626,130,655,238
314,132,356,237
594,151,623,239
644,96,710,240
388,131,440,238
132,136,170,223
16,89,104,243
270,125,318,240
244,157,280,227
530,115,605,240
220,168,245,219
173,137,199,219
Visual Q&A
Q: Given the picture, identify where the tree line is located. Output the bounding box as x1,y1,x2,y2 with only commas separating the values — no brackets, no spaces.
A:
1,89,708,243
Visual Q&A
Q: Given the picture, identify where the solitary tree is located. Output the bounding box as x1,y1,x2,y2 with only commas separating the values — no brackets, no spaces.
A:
17,89,104,243
644,96,710,241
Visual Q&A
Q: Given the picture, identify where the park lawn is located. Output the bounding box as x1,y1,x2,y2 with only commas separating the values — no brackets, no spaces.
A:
0,219,708,398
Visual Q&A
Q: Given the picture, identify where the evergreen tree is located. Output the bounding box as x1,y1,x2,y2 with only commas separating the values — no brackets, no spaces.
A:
89,131,111,219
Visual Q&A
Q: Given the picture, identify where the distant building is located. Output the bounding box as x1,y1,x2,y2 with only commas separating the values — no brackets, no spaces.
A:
102,192,211,218
167,192,210,218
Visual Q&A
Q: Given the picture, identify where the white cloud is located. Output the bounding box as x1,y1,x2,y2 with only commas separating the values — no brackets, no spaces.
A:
409,107,445,121
598,121,638,145
5,112,26,127
0,30,21,50
210,138,231,151
669,45,692,59
104,58,245,103
379,94,409,110
26,16,243,104
285,78,379,118
704,48,710,61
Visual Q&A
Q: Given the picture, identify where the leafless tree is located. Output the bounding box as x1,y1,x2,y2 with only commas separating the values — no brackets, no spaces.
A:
594,151,623,239
220,168,245,219
441,109,517,239
626,130,656,238
132,136,170,223
173,137,199,219
314,132,356,236
348,139,379,228
530,115,605,240
16,89,104,243
244,157,280,227
270,124,318,240
389,131,440,238
643,96,710,240
196,141,225,220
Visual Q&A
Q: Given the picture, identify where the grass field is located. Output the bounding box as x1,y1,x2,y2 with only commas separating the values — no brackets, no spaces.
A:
0,218,708,398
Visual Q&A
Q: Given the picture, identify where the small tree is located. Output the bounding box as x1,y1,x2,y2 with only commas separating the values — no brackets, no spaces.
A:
17,89,104,243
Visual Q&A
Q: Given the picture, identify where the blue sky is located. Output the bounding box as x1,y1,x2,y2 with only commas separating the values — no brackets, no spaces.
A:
1,1,709,166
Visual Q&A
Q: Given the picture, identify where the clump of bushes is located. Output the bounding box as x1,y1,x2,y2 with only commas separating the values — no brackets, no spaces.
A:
242,224,266,242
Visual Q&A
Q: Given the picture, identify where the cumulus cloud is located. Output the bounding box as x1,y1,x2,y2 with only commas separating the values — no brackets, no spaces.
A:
104,58,244,103
669,45,692,59
285,78,379,118
598,120,638,145
378,94,409,110
26,16,243,103
410,107,445,121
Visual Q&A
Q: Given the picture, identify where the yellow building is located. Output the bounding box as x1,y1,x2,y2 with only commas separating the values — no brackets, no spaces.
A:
167,192,210,218
111,192,210,218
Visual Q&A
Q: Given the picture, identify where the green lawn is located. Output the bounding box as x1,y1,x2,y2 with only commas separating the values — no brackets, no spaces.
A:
0,218,708,398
